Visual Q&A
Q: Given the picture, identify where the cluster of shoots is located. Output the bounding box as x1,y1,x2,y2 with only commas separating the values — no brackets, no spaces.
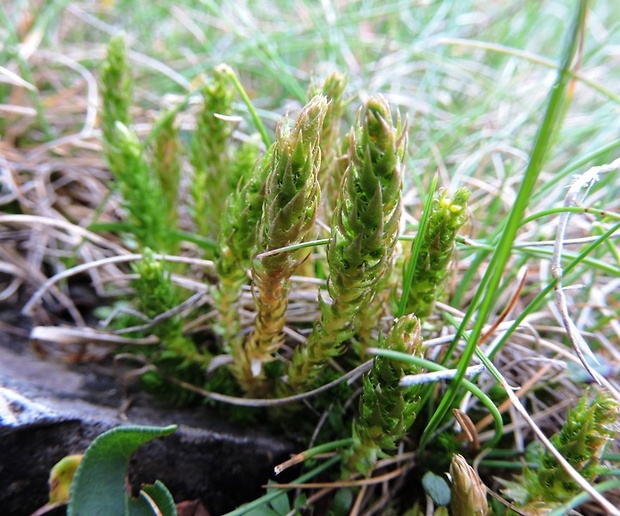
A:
9,26,609,515
286,95,406,393
103,34,620,513
1,1,615,510
98,29,472,451
98,33,473,399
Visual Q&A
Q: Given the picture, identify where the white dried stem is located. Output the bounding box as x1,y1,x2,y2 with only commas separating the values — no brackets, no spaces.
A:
23,252,214,316
30,326,159,347
551,158,620,388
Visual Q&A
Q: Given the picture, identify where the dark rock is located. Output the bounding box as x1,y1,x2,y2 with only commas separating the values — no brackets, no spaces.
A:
0,336,296,515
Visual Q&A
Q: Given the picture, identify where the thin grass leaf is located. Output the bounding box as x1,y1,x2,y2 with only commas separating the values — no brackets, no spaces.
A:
398,175,438,318
420,0,589,450
219,64,272,148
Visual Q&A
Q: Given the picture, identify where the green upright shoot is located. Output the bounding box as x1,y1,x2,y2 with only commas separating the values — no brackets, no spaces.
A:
402,187,470,320
342,314,425,477
190,65,235,241
213,136,266,342
233,95,327,396
286,95,406,392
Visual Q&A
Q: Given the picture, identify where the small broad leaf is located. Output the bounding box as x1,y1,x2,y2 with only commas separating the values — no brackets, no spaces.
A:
67,424,177,516
422,470,451,507
140,481,177,516
331,487,353,514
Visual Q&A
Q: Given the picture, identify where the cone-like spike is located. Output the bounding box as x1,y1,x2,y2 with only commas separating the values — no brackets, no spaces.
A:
287,95,407,391
233,96,328,395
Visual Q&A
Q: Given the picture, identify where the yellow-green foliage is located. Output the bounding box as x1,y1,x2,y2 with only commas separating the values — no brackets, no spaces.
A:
131,249,209,405
307,71,349,218
341,314,425,477
99,35,173,253
190,65,235,240
149,112,181,232
502,388,619,513
286,95,406,392
96,52,476,465
232,95,327,395
100,33,132,156
403,187,470,319
132,249,201,361
213,135,265,341
107,123,169,252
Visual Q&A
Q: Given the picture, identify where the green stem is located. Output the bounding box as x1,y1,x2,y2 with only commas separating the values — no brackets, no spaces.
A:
522,206,620,224
221,64,271,147
284,437,353,470
222,456,340,516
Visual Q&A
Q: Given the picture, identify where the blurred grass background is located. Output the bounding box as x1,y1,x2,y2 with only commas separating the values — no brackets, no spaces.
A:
2,1,618,246
3,1,619,182
3,0,618,310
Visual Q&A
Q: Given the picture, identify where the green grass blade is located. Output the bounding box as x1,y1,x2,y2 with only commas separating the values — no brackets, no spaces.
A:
223,456,340,516
547,480,620,516
368,347,504,448
419,0,589,449
397,174,438,317
221,64,271,148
